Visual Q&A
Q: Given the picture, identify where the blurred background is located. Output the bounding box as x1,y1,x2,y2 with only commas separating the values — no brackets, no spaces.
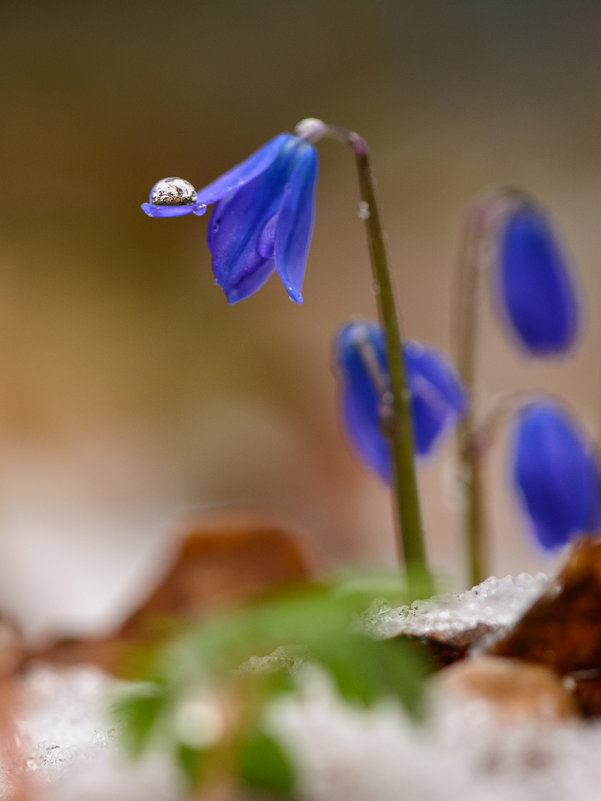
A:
2,0,601,638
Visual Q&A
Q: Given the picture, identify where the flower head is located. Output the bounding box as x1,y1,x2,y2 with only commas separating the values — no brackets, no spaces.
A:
142,133,318,304
511,400,601,551
336,320,467,482
496,203,579,355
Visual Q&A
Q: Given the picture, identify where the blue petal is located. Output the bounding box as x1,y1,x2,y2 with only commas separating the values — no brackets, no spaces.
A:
274,143,318,304
343,384,392,482
335,321,467,482
195,133,296,207
221,258,276,305
404,341,468,455
141,202,206,218
208,139,304,303
337,322,391,481
499,206,579,355
257,213,278,260
512,401,599,551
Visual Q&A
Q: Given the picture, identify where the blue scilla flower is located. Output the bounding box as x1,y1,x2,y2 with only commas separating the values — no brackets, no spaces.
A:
512,400,601,551
142,133,318,304
497,203,579,355
336,320,467,482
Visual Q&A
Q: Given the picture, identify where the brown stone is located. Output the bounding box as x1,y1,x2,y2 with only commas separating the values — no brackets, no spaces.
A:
436,656,578,722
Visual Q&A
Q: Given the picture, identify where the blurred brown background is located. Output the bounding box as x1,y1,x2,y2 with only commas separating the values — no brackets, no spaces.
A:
2,0,601,636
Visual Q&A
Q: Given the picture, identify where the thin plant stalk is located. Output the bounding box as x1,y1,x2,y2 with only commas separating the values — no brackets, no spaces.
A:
454,186,531,586
296,119,433,594
454,201,488,587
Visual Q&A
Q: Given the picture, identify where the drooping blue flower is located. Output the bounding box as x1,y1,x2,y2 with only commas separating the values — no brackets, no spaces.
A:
511,400,601,551
142,133,319,304
497,204,579,355
336,320,468,482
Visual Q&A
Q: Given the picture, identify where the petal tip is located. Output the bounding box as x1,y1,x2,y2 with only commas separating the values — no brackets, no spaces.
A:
220,283,243,305
287,287,303,304
140,202,196,218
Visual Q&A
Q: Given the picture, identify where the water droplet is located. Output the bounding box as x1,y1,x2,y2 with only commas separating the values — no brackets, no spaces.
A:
151,177,197,206
358,201,370,220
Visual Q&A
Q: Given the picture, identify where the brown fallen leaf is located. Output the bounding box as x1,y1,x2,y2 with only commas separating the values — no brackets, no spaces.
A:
402,622,495,669
565,672,601,717
488,534,601,716
34,510,315,674
490,534,601,672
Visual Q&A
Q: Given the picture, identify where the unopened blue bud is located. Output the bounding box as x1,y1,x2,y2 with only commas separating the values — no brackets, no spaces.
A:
512,400,600,551
497,204,579,355
336,320,467,482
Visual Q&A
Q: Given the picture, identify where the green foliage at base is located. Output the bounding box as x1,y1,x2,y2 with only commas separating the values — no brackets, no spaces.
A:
114,574,432,797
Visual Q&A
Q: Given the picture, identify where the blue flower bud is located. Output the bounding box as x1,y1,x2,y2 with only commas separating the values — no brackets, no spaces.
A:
142,133,319,304
497,204,579,355
511,400,600,551
336,320,467,482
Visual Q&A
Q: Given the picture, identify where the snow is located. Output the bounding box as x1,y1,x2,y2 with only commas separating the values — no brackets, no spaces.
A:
273,671,601,801
10,665,181,801
5,573,599,801
369,572,552,642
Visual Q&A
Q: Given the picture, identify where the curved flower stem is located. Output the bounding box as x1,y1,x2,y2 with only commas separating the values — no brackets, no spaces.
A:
477,390,542,445
458,391,534,581
296,120,433,594
454,201,487,587
453,186,534,587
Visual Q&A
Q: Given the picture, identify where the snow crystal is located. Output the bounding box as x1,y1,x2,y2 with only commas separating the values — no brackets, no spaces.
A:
369,572,552,642
10,664,181,801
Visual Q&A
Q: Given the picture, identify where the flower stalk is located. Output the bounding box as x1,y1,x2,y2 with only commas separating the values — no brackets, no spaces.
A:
296,120,433,593
454,199,488,587
453,185,559,585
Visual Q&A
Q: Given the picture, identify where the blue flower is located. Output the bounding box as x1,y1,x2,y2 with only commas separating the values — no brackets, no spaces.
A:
336,320,467,482
511,400,601,551
142,133,319,304
497,204,579,355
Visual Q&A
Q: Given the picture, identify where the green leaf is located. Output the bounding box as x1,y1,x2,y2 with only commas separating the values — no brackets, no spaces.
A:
117,572,434,790
237,726,296,797
113,683,166,755
176,744,206,787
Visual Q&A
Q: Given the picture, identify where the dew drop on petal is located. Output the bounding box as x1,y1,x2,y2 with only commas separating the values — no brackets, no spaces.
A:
151,177,197,206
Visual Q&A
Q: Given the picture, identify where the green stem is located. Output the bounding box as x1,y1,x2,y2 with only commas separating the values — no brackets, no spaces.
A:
454,186,536,587
353,142,432,593
300,120,433,594
454,202,487,587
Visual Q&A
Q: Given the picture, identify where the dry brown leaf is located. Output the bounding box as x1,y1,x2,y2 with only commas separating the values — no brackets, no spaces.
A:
35,510,315,674
490,535,601,672
487,534,601,715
